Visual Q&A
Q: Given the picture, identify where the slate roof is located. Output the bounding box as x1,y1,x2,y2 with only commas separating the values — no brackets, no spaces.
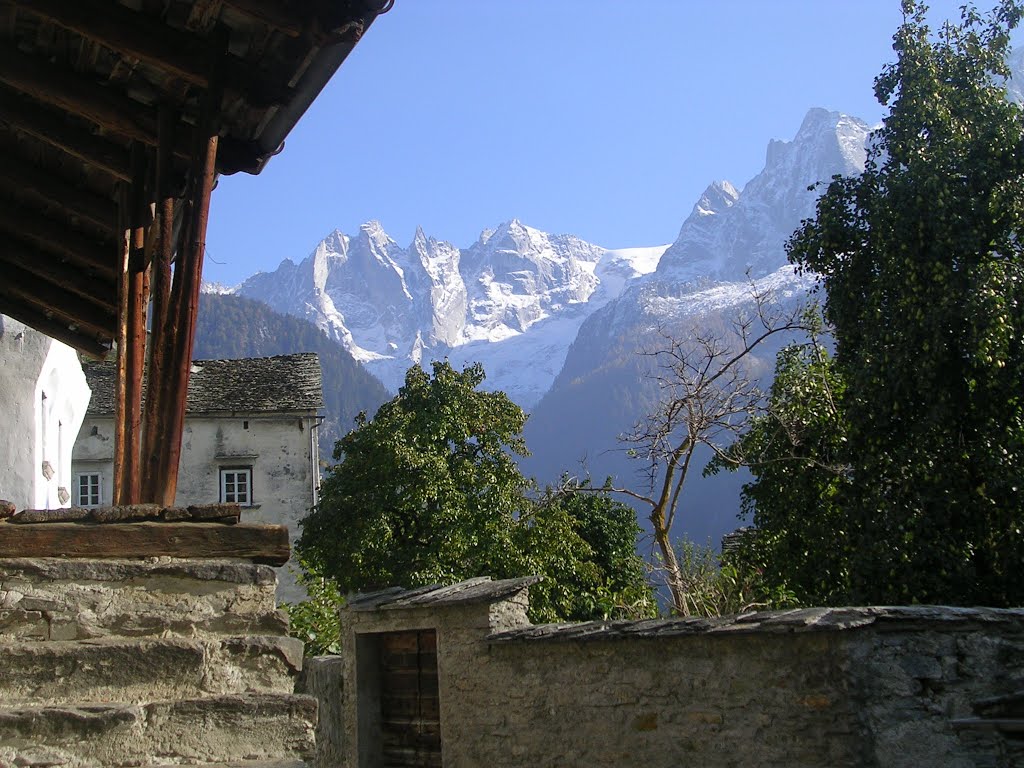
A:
83,353,323,416
487,605,1024,643
348,576,542,612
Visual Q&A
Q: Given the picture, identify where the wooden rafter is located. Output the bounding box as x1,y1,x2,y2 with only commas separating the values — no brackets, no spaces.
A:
222,0,369,43
0,87,132,181
0,271,115,341
11,0,293,108
0,240,117,311
0,151,118,231
0,258,116,322
0,204,117,280
0,294,110,358
0,45,162,146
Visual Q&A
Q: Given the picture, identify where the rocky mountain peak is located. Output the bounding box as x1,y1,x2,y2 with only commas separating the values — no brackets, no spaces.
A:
695,180,739,217
654,107,870,283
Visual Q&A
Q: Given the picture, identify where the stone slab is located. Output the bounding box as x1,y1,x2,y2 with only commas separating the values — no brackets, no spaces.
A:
0,694,316,767
0,635,304,705
0,558,285,642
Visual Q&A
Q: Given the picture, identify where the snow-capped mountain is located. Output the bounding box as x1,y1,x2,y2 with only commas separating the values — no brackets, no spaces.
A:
204,106,872,546
219,107,868,423
654,108,868,287
232,218,665,406
520,108,871,543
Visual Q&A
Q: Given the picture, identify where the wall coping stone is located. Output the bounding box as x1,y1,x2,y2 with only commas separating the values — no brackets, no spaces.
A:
487,605,1024,643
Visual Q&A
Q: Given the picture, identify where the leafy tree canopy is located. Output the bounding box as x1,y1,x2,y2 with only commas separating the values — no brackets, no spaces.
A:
297,361,653,623
711,334,852,605
782,0,1024,605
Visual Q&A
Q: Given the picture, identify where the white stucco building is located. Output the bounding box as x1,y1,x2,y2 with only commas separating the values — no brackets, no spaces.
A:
0,316,92,512
72,353,324,601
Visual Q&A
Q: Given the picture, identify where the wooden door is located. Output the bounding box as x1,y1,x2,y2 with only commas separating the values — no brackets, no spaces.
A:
378,630,441,768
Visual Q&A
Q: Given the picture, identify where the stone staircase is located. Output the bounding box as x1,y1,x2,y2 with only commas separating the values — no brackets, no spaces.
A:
0,554,315,768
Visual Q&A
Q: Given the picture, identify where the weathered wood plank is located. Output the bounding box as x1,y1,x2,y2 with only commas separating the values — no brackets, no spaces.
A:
0,522,290,565
0,150,118,231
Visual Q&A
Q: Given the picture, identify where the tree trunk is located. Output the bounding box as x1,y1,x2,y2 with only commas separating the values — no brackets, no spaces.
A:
651,505,688,616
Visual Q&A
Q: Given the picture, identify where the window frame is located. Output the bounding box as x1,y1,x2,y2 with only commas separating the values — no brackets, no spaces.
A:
75,472,102,508
219,466,254,506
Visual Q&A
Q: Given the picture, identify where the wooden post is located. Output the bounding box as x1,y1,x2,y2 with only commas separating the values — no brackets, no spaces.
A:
152,28,227,506
112,184,131,505
140,108,175,502
113,144,151,505
124,143,151,504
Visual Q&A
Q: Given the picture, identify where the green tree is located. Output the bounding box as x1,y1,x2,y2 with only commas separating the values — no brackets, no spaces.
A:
786,0,1024,605
710,333,852,605
523,480,655,622
297,361,653,623
298,361,528,591
283,558,345,655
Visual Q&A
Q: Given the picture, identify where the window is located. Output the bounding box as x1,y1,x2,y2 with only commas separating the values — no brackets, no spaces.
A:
76,473,102,508
220,467,253,506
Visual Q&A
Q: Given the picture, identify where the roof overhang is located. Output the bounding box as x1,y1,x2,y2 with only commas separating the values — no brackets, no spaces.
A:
0,0,388,355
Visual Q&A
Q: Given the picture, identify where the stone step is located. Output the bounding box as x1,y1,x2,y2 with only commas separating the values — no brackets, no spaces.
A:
0,635,304,706
0,558,286,641
0,694,316,768
148,762,308,768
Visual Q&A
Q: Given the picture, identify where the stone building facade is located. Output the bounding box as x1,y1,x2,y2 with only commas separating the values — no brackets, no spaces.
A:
72,353,323,601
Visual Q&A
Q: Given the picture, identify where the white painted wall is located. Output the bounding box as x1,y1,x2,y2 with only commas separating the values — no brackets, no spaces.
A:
0,316,91,511
73,411,320,602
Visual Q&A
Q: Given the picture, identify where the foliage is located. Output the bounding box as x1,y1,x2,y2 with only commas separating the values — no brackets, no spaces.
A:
299,360,529,591
672,538,799,618
524,480,656,623
298,361,654,624
784,0,1024,605
708,326,853,605
282,558,345,656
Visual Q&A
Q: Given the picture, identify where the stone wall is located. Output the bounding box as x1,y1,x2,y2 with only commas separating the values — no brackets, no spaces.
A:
319,579,1024,768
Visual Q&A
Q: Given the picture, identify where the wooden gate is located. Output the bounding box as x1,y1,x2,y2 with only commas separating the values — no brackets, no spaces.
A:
377,630,441,767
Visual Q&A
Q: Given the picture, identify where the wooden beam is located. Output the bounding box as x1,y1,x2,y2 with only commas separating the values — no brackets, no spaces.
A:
0,293,111,358
12,0,294,108
0,258,116,326
123,143,150,504
0,150,118,231
0,521,291,565
0,260,117,338
0,204,117,281
0,87,131,181
0,240,117,312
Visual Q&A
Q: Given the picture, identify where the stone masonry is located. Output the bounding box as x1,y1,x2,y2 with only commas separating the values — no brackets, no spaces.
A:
0,556,316,768
312,578,1024,768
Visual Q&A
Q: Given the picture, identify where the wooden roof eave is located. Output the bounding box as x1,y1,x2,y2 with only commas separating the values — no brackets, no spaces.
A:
0,0,390,358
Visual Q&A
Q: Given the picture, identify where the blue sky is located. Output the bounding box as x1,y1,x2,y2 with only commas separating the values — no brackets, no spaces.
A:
204,1,969,286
